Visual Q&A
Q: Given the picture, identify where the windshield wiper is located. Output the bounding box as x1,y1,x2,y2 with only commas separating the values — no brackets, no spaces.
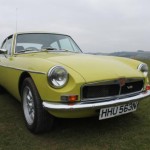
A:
41,47,57,51
17,49,38,53
40,47,78,53
59,49,77,53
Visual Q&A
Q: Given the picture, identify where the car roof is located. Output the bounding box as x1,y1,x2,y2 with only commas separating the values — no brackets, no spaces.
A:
14,31,69,36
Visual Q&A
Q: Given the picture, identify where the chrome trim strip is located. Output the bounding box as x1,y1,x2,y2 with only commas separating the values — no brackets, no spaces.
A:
81,78,143,87
14,33,82,54
81,78,144,101
10,34,15,56
0,64,46,74
43,90,150,110
14,33,17,54
80,91,142,103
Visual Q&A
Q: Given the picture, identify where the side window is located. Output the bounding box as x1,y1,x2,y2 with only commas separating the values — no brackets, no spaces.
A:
1,36,13,55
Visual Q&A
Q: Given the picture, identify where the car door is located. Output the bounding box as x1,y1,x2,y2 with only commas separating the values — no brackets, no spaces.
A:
0,35,14,89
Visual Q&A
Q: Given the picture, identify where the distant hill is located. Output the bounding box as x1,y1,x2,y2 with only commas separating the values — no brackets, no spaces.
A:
88,51,150,59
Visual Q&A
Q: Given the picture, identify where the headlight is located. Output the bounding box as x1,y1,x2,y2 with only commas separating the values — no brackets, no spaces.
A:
48,66,68,88
138,63,149,76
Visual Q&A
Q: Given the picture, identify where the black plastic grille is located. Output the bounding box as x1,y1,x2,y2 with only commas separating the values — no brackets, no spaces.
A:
121,80,143,95
82,79,144,100
82,84,120,99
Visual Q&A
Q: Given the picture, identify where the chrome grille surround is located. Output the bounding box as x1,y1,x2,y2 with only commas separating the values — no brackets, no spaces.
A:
81,78,144,103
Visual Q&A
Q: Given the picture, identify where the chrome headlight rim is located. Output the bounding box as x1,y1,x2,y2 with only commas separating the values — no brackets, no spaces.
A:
138,63,149,77
47,66,69,89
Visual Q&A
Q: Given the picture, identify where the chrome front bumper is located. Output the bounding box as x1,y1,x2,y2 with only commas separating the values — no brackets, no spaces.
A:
43,90,150,111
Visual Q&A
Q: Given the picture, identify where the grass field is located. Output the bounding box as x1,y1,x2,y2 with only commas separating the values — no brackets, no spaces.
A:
0,60,150,150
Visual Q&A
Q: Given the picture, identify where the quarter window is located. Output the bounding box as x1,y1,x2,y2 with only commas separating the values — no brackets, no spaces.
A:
1,36,13,55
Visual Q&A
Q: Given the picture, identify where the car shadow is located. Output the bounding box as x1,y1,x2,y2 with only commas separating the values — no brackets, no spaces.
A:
55,112,141,133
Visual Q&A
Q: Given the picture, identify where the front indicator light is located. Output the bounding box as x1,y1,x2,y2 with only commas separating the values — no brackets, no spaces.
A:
146,85,150,91
61,95,78,103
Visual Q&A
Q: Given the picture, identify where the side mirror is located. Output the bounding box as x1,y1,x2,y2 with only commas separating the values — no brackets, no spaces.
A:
0,49,7,54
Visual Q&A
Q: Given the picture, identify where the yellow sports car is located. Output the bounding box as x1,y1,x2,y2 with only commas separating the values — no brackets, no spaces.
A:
0,32,150,133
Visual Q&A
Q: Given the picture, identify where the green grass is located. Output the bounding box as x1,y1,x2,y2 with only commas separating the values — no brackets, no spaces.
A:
0,60,150,150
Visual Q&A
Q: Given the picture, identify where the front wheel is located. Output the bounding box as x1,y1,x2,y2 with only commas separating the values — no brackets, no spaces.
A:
21,78,54,133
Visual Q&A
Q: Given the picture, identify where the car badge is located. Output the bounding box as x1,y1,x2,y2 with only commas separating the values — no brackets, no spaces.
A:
119,78,126,87
127,85,133,89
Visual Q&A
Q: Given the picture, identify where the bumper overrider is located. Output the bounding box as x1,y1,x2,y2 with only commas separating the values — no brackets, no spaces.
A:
43,90,150,111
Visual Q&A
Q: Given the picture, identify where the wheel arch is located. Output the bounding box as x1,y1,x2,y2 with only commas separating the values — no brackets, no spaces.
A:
18,72,31,96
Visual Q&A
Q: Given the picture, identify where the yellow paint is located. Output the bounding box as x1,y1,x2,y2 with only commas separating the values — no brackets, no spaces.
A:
0,33,149,118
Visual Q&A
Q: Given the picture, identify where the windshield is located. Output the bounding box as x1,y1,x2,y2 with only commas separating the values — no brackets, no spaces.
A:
15,33,82,53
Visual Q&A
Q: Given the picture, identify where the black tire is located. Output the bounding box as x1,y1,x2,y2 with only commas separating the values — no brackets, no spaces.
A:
21,77,54,134
0,86,5,94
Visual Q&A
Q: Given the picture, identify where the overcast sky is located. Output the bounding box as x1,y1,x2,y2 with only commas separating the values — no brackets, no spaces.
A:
0,0,150,53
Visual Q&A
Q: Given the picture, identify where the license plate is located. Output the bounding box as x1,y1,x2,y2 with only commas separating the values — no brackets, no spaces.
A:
99,101,138,120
